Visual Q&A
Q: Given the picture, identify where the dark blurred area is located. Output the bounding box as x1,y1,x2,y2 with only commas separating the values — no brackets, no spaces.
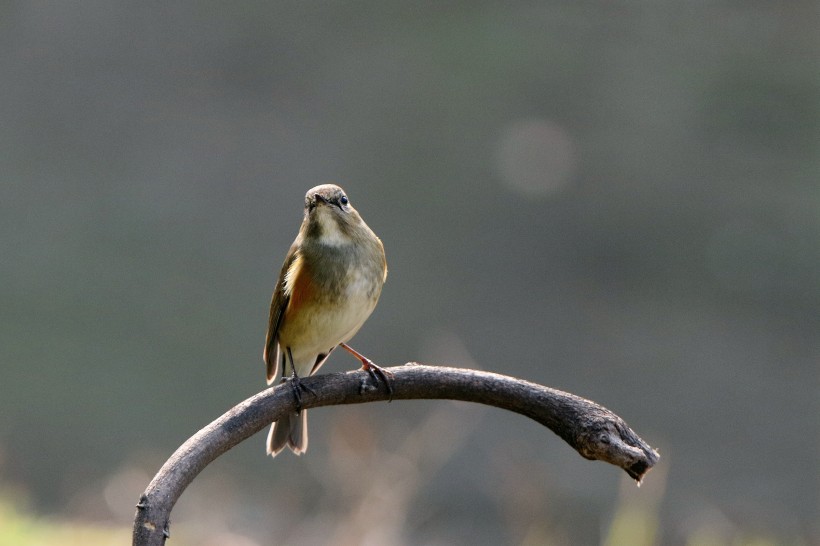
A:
1,2,818,544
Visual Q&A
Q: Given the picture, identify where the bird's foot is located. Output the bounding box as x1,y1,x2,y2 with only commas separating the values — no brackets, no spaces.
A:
362,359,394,400
286,369,316,413
340,342,394,400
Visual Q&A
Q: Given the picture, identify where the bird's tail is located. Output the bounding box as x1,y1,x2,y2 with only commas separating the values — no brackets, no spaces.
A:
266,410,308,456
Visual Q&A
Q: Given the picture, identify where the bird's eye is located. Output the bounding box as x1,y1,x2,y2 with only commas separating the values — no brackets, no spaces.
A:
339,195,349,206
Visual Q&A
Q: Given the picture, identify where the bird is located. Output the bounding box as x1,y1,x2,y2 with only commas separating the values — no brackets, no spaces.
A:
263,184,389,457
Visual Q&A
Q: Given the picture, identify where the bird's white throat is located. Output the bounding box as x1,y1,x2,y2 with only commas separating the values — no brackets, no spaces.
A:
317,215,351,247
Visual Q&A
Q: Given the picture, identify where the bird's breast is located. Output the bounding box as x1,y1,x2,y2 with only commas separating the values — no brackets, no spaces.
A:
280,242,384,344
306,241,384,300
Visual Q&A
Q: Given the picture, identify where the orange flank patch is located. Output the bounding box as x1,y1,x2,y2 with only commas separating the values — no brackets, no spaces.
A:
284,254,316,315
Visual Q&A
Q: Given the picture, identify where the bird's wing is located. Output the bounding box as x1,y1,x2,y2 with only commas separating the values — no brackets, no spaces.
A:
264,244,298,384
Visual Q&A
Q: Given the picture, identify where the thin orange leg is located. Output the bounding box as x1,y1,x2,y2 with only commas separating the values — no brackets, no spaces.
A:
339,342,394,398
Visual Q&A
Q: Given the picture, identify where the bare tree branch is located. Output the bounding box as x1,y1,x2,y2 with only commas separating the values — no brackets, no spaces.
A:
132,364,659,546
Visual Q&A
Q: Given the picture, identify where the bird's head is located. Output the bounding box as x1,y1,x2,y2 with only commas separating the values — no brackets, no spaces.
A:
302,184,365,246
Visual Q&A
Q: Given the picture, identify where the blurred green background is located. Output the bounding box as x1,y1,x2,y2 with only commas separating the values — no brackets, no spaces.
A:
1,2,818,545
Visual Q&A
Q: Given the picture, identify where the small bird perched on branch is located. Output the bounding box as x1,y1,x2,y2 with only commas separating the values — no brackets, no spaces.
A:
263,184,389,456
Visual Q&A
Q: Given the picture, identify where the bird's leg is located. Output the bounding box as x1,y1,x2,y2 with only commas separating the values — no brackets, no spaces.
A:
339,342,394,399
287,366,304,413
285,347,316,413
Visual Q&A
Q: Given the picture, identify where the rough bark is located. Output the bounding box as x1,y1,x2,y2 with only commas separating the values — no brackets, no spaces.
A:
133,364,659,546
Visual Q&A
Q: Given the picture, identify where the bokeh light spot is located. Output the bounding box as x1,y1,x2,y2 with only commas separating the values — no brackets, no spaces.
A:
494,118,577,197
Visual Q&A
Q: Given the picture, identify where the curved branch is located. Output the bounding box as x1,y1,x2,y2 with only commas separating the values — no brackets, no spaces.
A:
132,364,659,546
